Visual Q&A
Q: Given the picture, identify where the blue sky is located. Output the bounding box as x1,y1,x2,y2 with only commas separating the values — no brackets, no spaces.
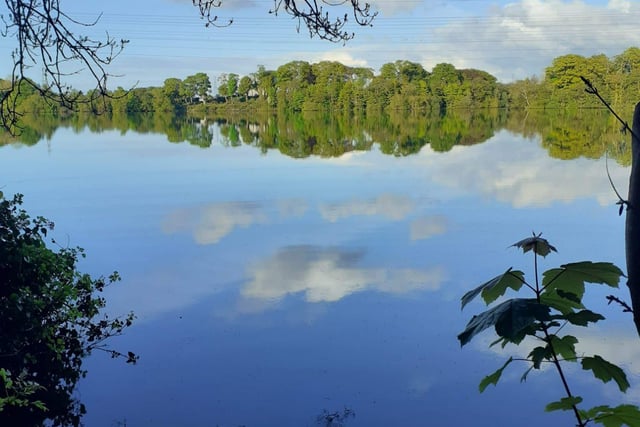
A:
0,0,638,90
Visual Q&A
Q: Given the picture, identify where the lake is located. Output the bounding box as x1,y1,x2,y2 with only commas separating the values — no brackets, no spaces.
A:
1,111,638,426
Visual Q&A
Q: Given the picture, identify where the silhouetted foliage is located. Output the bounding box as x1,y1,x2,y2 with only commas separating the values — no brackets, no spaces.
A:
0,193,136,426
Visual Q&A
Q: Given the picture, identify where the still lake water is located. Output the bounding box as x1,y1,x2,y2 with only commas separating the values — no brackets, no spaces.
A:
1,117,639,426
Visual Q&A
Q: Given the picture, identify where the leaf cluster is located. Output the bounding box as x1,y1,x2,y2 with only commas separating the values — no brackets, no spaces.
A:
458,234,637,426
0,193,136,426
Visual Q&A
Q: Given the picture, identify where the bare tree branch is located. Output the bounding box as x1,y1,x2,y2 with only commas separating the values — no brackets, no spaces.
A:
192,0,377,42
0,0,377,133
1,0,128,131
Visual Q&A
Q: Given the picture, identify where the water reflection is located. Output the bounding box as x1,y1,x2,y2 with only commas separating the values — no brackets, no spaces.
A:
0,108,629,165
319,194,414,222
0,110,634,426
408,130,629,207
242,245,445,304
163,201,269,244
409,215,448,241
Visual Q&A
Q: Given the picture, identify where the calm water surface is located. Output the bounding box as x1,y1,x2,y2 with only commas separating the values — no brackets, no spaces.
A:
0,121,638,426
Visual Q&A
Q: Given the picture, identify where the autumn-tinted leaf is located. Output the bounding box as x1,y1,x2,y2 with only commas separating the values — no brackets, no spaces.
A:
460,268,525,310
545,396,583,412
582,355,629,392
479,357,513,393
511,234,557,257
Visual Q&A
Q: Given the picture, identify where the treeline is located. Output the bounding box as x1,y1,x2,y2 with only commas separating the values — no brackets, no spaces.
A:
509,47,640,110
0,108,629,166
2,47,640,117
203,61,505,113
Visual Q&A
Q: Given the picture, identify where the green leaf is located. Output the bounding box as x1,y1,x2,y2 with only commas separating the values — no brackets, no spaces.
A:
479,357,513,393
540,289,584,314
32,400,48,411
545,396,583,412
494,299,551,341
581,405,612,421
549,335,578,361
542,262,624,300
458,298,550,346
528,345,552,369
511,234,557,257
460,268,525,310
554,309,605,327
581,355,630,392
585,405,640,427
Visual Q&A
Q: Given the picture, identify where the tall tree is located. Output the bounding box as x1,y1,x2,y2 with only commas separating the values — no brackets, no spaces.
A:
237,75,255,99
183,73,212,103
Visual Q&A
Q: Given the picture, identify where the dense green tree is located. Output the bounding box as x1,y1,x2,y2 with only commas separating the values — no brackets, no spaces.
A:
459,69,499,107
0,194,136,426
237,75,255,99
275,61,313,111
429,63,462,111
217,73,239,100
159,78,185,112
255,65,277,108
183,73,212,103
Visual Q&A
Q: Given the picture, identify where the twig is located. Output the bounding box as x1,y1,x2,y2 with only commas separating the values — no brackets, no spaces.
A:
605,152,628,215
606,294,634,314
581,76,632,212
580,76,638,140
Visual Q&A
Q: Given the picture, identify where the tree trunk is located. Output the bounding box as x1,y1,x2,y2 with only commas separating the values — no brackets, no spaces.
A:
627,102,640,334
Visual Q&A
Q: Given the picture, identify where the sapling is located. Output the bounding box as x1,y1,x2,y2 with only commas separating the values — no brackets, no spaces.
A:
458,233,640,427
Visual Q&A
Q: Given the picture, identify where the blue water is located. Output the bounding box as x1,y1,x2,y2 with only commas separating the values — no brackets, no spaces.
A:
1,124,637,426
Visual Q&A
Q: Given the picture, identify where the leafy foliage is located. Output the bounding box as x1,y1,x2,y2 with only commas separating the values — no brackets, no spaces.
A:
479,357,513,392
459,234,636,427
511,233,557,257
581,356,630,393
460,268,525,309
580,405,640,427
546,396,584,412
458,298,550,346
0,194,136,426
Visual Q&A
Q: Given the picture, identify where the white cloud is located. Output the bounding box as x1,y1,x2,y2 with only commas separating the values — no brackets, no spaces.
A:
409,130,629,208
162,201,267,244
417,0,640,81
319,193,415,222
242,246,445,303
315,51,369,68
608,0,631,13
277,198,309,218
369,0,423,16
410,215,448,241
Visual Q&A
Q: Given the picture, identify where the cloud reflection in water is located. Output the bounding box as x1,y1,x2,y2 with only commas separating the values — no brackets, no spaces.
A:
242,245,445,304
319,193,415,222
162,201,279,244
